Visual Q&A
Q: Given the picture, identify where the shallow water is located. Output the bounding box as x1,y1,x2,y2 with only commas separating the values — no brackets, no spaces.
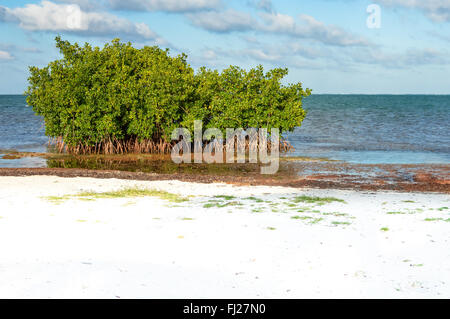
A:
0,94,449,167
0,95,47,153
288,95,450,164
0,156,47,168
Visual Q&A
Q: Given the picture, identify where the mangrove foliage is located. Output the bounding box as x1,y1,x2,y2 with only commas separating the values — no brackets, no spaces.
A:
26,37,311,154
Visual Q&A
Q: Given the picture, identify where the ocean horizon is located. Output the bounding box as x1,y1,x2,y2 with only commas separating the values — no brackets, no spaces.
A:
0,94,449,167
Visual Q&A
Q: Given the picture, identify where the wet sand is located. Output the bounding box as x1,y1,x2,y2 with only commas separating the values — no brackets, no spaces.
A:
0,160,448,193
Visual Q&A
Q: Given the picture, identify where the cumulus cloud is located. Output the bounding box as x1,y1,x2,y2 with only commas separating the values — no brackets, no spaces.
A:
54,0,104,11
349,46,449,68
244,48,280,61
375,0,450,22
187,9,256,32
202,49,217,60
108,0,222,12
196,46,280,64
403,48,449,65
295,14,369,46
257,13,369,46
193,44,325,70
187,10,369,46
0,50,13,60
258,12,296,32
193,37,448,73
0,6,16,23
247,0,274,13
0,1,161,41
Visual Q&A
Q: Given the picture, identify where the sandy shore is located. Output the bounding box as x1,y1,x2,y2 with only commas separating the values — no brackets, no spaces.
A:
0,176,449,298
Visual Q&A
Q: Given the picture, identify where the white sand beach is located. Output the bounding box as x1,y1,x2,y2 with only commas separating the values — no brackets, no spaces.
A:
0,176,449,298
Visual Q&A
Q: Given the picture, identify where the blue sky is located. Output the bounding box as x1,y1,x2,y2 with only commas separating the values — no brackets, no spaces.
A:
0,0,449,94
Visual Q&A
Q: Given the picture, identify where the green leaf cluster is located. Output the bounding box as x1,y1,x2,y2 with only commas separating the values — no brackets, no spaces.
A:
26,37,310,151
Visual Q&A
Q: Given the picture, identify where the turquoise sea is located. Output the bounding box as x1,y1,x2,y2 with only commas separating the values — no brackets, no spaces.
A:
0,94,449,167
288,94,450,164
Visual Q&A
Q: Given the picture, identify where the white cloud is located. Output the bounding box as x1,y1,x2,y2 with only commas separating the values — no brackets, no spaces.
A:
244,48,280,61
7,1,88,32
202,49,217,60
0,1,160,41
375,0,450,22
0,6,16,23
193,44,325,70
258,12,296,32
187,10,369,46
187,9,255,32
193,36,448,73
0,50,13,60
257,13,369,46
296,14,369,46
348,46,449,68
247,0,274,13
108,0,222,12
54,0,103,11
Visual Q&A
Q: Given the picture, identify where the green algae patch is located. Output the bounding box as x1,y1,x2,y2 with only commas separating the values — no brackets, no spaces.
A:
252,208,265,213
291,195,346,205
244,197,264,203
214,195,236,201
43,187,189,204
387,211,406,215
291,216,324,225
310,218,324,225
424,218,450,222
203,201,243,208
322,212,349,217
291,216,312,220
